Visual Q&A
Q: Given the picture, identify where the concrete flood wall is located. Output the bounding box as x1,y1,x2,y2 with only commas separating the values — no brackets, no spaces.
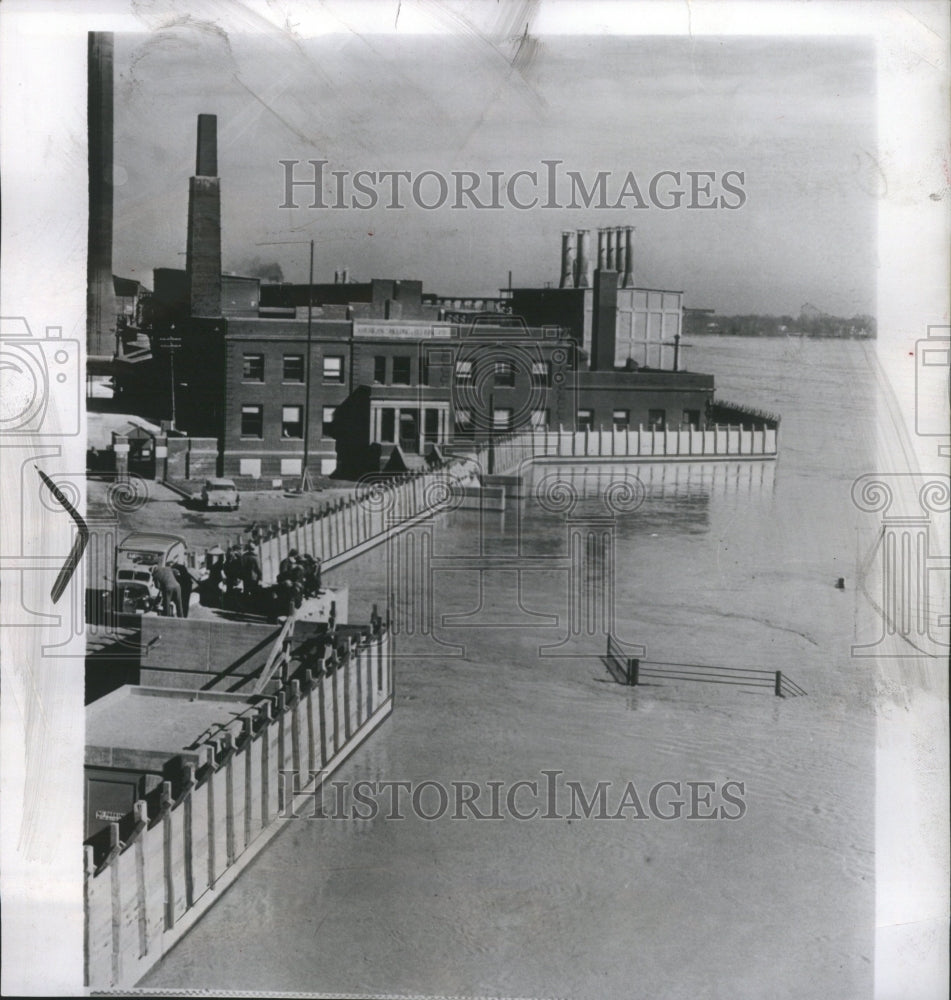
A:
84,629,393,990
234,421,776,580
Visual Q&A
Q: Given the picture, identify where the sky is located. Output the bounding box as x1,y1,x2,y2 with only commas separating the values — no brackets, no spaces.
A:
112,30,877,316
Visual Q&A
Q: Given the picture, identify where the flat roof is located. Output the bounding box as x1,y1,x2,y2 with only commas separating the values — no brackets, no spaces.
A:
86,686,257,758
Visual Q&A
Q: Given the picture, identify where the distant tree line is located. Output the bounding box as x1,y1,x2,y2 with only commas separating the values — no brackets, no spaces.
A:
684,309,876,339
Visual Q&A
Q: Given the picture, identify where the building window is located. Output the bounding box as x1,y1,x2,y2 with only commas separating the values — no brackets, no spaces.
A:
379,408,396,443
241,404,263,438
373,356,387,383
493,408,513,431
682,409,701,429
530,409,549,429
322,406,336,437
424,408,440,440
612,409,630,430
648,409,666,430
420,355,430,386
454,409,472,430
323,355,344,383
242,353,264,382
239,458,261,477
531,361,551,387
455,359,473,384
392,356,412,385
495,360,516,387
283,354,304,382
577,408,594,431
281,405,303,439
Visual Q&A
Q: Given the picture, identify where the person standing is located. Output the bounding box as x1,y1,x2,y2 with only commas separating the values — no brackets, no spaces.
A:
151,564,183,618
241,543,262,601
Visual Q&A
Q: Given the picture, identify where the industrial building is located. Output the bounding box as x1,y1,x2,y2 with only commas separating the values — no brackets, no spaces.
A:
110,115,755,483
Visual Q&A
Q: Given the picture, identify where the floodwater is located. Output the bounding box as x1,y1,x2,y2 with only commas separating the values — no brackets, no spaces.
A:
140,337,878,999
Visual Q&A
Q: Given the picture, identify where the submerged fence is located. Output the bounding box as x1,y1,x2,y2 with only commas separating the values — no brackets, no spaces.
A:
606,636,806,698
84,626,393,990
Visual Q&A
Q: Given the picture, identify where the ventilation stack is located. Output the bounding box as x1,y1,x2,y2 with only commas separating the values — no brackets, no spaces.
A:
575,229,591,288
621,226,635,288
559,231,575,289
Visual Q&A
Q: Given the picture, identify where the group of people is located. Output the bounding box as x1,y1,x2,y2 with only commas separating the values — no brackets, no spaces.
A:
274,549,323,618
150,543,323,620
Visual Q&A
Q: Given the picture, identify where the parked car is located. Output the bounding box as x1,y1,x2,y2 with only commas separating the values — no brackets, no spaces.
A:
201,477,240,511
114,533,188,613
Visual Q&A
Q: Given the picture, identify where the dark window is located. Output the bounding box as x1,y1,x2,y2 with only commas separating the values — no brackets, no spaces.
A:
648,409,666,430
420,355,430,386
373,356,387,383
495,360,516,387
682,409,701,429
241,404,263,438
283,354,304,382
613,409,630,430
243,354,264,381
577,408,594,431
323,355,344,382
322,406,335,437
398,409,419,448
380,408,396,443
392,356,412,385
281,405,303,439
424,408,440,440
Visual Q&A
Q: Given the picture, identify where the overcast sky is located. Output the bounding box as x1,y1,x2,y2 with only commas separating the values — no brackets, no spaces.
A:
112,30,876,316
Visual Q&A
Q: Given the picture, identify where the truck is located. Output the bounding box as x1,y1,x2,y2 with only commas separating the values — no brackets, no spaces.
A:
114,532,188,613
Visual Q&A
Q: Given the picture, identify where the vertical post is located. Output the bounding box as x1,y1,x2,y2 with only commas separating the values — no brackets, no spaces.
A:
774,670,782,697
301,239,314,491
629,658,639,686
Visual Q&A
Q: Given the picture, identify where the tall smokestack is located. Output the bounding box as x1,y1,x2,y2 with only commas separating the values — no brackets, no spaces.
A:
559,231,574,289
575,229,590,288
186,113,222,317
614,226,626,287
597,229,607,270
87,31,118,356
622,226,635,288
605,227,616,271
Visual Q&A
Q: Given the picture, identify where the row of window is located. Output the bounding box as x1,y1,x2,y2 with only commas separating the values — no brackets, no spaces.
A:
453,408,702,432
240,404,336,439
242,353,552,388
242,354,344,384
240,403,702,439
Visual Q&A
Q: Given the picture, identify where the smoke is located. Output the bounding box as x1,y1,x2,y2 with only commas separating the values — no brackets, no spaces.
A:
231,256,284,283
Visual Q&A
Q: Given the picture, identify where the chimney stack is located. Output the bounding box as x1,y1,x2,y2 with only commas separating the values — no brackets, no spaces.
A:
86,31,118,356
614,226,626,287
575,229,590,288
186,113,222,317
559,231,575,289
597,229,608,271
622,226,635,288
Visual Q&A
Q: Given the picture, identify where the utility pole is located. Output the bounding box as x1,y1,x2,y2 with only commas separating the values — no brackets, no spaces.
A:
300,239,314,492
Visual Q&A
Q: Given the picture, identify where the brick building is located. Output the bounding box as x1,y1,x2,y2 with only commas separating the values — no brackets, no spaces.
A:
121,115,723,482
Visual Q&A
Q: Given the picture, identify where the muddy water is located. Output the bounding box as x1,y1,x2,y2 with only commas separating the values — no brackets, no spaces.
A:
140,338,877,999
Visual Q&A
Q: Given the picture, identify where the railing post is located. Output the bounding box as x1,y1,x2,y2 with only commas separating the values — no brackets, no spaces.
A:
629,658,639,686
774,670,782,697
